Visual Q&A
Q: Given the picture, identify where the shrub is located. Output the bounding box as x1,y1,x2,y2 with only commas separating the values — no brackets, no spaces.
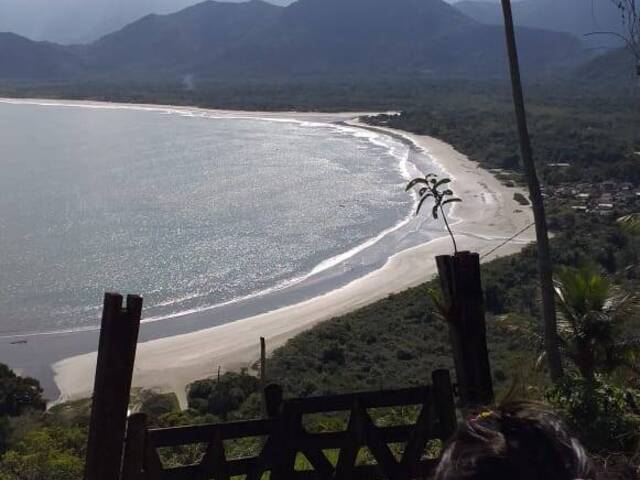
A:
513,192,530,206
547,375,640,454
0,365,45,417
187,372,259,420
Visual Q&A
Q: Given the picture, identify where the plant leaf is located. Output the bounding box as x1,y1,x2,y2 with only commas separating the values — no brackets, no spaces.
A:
442,198,462,205
416,195,432,215
436,178,452,188
405,178,428,191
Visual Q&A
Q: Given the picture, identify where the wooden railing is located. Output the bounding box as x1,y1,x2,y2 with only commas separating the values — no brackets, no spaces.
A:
121,370,456,480
84,252,492,480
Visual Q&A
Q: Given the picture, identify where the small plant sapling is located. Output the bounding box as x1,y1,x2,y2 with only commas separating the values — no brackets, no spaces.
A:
406,173,462,254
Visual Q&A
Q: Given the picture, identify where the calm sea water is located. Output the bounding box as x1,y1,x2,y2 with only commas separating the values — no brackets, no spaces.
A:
0,101,421,337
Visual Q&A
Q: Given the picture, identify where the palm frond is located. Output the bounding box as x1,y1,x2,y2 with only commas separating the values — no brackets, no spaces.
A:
416,195,432,215
405,178,429,191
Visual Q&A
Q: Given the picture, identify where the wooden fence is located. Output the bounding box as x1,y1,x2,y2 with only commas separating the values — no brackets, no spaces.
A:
84,251,493,480
121,370,456,480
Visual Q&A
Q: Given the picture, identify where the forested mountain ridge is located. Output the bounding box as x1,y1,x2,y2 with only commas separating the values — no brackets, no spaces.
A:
455,0,627,48
0,0,587,81
81,0,283,74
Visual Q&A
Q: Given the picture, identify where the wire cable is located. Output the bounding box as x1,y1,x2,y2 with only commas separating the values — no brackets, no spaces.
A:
480,222,536,259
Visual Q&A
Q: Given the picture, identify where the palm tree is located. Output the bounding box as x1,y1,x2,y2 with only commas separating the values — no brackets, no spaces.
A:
500,0,563,381
555,265,640,382
406,173,461,254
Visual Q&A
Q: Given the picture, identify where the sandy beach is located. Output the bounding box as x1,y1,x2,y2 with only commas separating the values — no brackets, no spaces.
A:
51,109,535,408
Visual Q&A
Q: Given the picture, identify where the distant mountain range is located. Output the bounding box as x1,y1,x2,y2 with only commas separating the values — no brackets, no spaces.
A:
0,0,598,83
454,0,627,48
0,0,293,44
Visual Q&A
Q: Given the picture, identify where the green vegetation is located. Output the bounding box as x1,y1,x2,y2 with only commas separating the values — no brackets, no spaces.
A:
555,264,640,381
367,89,640,188
513,192,530,206
0,365,45,418
188,372,261,421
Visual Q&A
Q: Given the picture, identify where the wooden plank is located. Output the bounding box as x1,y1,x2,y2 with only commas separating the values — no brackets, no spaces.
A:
246,435,278,480
290,460,438,480
264,384,283,419
271,403,302,480
286,386,431,414
260,337,267,419
358,405,400,480
121,413,148,480
432,369,457,440
148,418,278,447
334,400,365,480
401,401,433,474
198,430,230,480
300,447,335,479
163,456,273,480
296,424,432,450
144,441,165,479
84,293,143,480
162,460,439,480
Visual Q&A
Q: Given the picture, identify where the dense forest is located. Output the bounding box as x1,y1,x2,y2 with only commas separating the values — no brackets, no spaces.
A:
1,82,640,478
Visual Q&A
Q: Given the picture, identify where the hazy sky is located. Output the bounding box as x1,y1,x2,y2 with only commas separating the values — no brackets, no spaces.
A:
0,0,294,44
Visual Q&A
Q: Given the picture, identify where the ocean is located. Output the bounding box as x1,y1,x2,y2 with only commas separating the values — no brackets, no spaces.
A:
0,100,439,339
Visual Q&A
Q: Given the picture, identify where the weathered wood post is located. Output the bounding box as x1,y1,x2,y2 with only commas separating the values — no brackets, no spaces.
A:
432,369,457,439
121,413,148,480
264,383,283,419
84,293,143,480
264,383,285,480
260,337,268,418
436,252,493,408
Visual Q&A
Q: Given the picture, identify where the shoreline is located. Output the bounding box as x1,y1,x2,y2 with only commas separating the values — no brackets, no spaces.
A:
45,103,534,408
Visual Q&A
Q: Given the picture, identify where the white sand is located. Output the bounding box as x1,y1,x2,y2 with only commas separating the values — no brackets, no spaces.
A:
52,111,535,408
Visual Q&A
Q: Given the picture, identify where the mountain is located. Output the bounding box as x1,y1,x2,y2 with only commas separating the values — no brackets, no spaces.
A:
0,0,294,44
83,0,283,73
0,33,83,79
454,0,628,48
0,0,587,82
210,0,476,74
216,0,584,76
574,47,639,85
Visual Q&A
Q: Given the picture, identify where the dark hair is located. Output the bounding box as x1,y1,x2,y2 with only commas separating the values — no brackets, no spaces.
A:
435,401,595,480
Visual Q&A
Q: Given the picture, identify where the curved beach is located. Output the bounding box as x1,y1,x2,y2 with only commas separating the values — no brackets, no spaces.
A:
51,110,535,408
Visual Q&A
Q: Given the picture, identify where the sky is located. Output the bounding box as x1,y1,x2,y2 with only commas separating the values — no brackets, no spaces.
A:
0,0,294,44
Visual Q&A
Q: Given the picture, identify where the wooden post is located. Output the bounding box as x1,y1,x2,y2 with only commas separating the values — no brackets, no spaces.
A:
264,383,283,419
84,293,143,480
260,337,267,418
121,413,147,480
432,369,457,440
436,252,493,408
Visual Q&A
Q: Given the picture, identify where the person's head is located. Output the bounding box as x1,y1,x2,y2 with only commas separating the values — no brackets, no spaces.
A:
435,401,594,480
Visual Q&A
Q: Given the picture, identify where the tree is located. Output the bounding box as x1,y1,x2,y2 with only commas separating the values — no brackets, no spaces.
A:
609,0,640,74
406,173,461,254
0,427,85,480
0,365,45,417
500,0,564,382
555,265,640,381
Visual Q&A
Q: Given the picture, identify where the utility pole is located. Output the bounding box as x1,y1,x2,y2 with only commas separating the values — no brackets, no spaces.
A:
500,0,563,382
